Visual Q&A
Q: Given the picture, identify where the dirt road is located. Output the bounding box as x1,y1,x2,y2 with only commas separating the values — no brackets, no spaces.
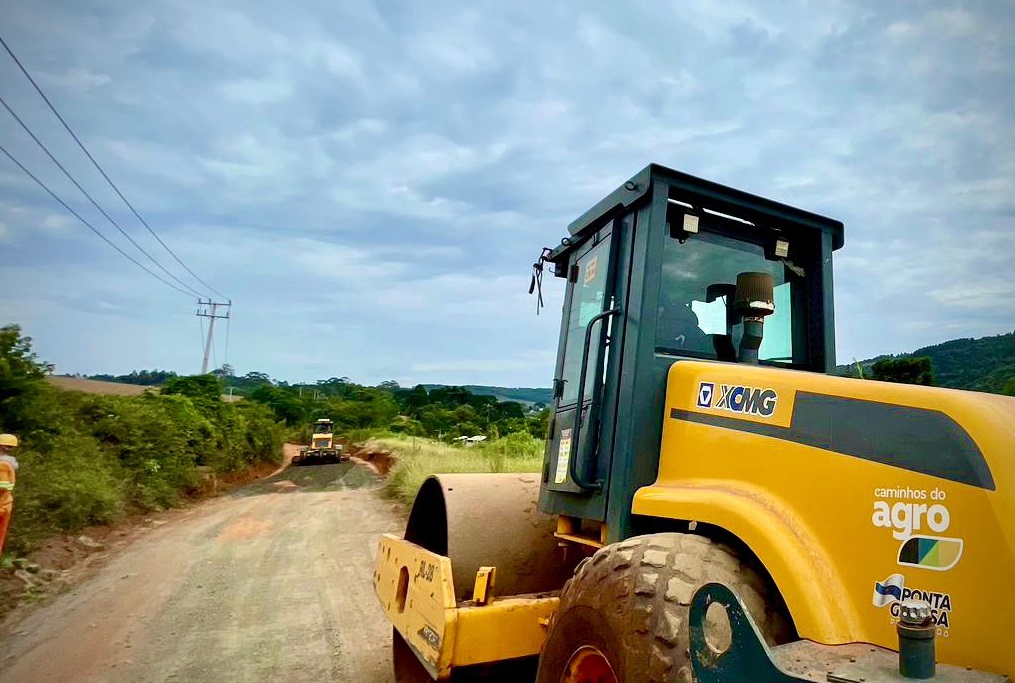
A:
0,453,405,682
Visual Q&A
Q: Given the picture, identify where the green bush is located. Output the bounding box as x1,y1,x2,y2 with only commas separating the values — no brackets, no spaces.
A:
161,374,223,412
286,423,312,445
9,434,125,550
84,394,204,507
0,325,286,554
241,405,286,465
870,356,935,386
213,403,285,470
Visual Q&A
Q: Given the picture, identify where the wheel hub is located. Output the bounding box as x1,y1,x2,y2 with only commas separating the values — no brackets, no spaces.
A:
562,645,619,683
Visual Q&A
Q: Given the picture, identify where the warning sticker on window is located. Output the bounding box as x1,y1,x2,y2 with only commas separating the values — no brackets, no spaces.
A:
554,429,573,484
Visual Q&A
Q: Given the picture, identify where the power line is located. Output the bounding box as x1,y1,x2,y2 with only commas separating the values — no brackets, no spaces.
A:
0,93,208,299
0,32,229,301
0,141,196,297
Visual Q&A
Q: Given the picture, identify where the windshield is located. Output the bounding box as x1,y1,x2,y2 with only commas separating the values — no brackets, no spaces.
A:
656,228,805,365
314,422,333,433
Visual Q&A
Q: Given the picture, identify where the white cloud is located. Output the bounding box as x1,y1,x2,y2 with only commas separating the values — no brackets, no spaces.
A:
0,0,1011,385
40,67,111,90
411,351,557,376
41,214,75,232
302,40,365,82
219,76,293,104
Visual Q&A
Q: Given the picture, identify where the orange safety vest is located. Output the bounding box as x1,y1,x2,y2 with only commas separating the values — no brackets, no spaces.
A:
0,457,15,554
0,457,14,503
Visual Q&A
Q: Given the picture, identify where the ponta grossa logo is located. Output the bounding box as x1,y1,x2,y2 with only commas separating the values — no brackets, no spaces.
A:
872,573,905,607
872,573,953,631
696,381,777,417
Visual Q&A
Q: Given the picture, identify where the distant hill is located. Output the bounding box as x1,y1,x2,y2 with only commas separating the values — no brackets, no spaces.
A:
836,331,1015,394
423,385,552,406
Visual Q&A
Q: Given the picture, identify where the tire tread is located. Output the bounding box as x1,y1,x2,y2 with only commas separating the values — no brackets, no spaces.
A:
542,532,789,682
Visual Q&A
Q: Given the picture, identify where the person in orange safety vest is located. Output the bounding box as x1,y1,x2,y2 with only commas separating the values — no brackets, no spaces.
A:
0,433,19,556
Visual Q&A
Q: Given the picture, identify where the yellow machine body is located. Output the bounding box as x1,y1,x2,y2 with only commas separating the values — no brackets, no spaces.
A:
311,431,334,449
374,534,558,677
374,360,1014,678
633,360,1014,673
374,356,1015,676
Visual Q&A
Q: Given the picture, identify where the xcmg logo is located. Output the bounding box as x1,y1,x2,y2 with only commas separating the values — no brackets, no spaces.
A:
697,381,778,417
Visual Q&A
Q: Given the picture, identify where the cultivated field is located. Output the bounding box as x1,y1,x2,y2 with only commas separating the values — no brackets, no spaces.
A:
46,376,152,396
46,376,242,402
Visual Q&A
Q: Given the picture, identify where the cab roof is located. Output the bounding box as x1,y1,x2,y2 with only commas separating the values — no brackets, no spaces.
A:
564,163,844,251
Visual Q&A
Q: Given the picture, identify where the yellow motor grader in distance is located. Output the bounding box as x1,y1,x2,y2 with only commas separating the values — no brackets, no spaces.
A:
293,418,345,465
373,164,1013,682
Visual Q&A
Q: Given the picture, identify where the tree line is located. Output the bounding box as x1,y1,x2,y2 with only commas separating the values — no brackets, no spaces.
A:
242,376,549,442
84,363,551,443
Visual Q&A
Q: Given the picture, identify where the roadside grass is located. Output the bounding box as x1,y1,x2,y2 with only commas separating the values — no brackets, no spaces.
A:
367,433,543,504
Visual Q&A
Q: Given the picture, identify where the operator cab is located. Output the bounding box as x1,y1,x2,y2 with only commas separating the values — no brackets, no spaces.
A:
537,164,844,541
313,419,333,434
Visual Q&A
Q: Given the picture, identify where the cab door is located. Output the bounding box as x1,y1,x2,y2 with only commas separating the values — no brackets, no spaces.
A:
544,219,623,502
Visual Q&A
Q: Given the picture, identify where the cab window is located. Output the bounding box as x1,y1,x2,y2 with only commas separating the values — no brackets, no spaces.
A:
655,227,806,366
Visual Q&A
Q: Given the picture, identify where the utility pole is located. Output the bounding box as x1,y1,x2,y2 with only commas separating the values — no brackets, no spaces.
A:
197,299,231,374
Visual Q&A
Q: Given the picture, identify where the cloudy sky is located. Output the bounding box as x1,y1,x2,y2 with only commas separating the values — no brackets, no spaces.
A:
0,0,1011,387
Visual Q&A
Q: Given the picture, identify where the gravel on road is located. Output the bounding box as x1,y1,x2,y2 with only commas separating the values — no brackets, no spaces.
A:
0,454,405,683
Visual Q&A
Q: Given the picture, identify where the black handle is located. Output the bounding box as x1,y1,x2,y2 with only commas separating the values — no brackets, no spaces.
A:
568,308,620,491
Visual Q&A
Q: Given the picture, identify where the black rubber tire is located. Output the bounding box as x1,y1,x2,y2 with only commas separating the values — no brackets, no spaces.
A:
535,533,792,683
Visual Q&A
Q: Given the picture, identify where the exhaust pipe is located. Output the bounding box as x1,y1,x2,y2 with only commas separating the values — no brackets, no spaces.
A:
733,272,775,364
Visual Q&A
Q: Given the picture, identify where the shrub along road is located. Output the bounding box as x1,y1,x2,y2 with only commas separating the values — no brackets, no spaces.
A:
0,448,404,682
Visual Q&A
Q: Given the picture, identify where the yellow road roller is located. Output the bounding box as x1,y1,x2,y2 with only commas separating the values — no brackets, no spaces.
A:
374,164,1013,682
